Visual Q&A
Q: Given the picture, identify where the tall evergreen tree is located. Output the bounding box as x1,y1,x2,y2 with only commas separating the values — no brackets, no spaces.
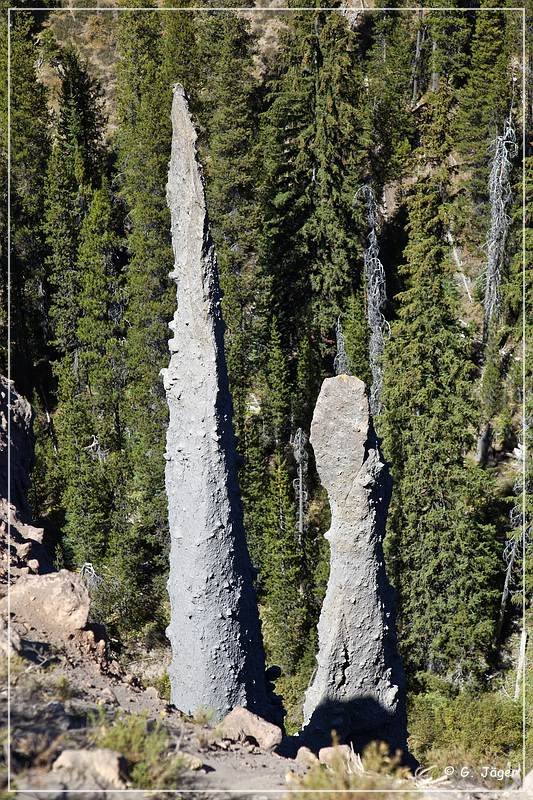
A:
258,7,318,346
45,46,104,357
264,318,291,446
306,10,366,339
343,290,371,385
261,450,307,677
362,12,414,184
115,6,174,625
193,5,266,441
455,7,512,208
4,10,50,394
381,89,501,683
44,49,113,570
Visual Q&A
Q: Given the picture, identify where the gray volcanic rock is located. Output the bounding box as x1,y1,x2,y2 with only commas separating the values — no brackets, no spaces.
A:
302,375,408,756
163,85,272,722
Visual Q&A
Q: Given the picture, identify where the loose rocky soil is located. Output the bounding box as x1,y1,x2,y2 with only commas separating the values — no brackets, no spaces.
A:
0,608,300,798
1,599,528,800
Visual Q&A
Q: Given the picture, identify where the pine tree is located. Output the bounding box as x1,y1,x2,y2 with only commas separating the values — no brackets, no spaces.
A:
264,319,291,446
44,49,116,570
294,332,321,430
160,0,199,97
193,5,266,441
428,8,472,91
381,89,501,683
240,415,267,571
258,7,318,346
362,11,414,184
306,10,367,339
45,46,104,356
455,7,512,206
343,291,371,386
4,10,50,394
261,450,307,676
115,6,175,626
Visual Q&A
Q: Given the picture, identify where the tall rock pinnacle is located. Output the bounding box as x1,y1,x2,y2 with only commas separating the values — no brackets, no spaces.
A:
162,86,271,721
302,375,408,757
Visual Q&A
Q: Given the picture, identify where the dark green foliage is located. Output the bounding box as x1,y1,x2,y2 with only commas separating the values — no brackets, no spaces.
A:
455,8,512,207
114,7,175,628
264,319,291,446
480,330,503,422
45,47,103,355
343,291,371,385
381,90,501,682
6,6,525,768
362,12,415,183
261,450,308,676
240,416,268,570
306,12,366,337
409,685,523,773
258,9,317,345
5,10,50,393
428,9,472,90
193,8,267,440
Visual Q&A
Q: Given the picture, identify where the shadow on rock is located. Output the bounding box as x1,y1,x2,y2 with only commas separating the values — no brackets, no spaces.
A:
278,695,418,772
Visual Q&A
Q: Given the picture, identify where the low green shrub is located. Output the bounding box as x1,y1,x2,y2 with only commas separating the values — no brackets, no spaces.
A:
89,710,183,789
409,687,522,780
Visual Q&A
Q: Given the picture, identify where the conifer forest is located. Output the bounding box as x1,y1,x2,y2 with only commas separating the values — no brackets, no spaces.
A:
2,0,532,785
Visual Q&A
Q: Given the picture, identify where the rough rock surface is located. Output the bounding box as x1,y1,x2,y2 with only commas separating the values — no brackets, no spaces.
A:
295,746,319,768
163,85,272,722
52,749,128,790
318,744,352,770
302,376,408,756
2,569,90,635
0,376,51,583
219,706,283,751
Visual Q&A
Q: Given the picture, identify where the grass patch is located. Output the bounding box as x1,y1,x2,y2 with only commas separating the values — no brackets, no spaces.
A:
89,710,184,789
188,707,215,726
147,672,171,703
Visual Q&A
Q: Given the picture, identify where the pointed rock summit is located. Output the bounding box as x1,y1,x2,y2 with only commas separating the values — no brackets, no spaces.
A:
302,375,408,757
163,86,273,722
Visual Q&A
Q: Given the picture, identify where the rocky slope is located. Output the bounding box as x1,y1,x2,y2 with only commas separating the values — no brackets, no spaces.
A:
0,376,52,585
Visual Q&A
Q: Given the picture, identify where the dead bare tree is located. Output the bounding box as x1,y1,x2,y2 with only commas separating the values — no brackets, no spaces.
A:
292,428,309,546
334,316,351,376
358,185,390,416
483,109,517,340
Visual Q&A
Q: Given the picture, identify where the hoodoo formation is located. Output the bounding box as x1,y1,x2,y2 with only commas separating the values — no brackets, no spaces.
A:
163,86,272,722
302,375,408,755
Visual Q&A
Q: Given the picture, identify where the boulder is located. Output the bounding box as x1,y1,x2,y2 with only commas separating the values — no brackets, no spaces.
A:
1,569,90,634
302,376,408,757
163,85,274,722
318,744,352,770
53,749,128,789
219,706,282,751
177,751,204,771
0,613,21,656
295,746,319,768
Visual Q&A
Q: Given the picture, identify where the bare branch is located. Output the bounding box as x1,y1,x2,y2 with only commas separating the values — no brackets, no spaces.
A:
483,115,517,338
